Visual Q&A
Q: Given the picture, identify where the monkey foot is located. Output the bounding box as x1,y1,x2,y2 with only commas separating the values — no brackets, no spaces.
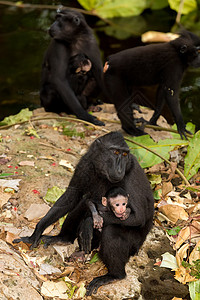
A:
86,274,117,296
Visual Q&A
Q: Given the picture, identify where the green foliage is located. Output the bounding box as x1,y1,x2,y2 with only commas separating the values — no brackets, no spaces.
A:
77,0,148,18
147,0,168,10
168,0,197,14
182,259,200,279
189,280,200,300
98,15,147,39
78,0,196,19
0,173,14,178
127,135,188,168
44,186,66,204
184,130,200,180
62,124,85,138
166,226,181,236
89,253,99,264
0,108,32,126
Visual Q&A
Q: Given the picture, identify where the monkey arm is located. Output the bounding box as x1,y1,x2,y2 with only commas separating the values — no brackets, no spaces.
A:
88,200,103,229
13,186,81,248
102,209,145,227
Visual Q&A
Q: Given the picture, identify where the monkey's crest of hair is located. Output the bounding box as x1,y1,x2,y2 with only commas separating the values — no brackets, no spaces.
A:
94,131,129,149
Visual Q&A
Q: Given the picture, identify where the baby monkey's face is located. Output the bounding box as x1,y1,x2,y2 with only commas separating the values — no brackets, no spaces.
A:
109,195,128,218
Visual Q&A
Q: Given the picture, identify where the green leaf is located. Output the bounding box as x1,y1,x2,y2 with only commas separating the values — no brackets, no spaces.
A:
0,108,32,126
148,174,162,188
44,186,66,204
153,189,162,200
184,130,200,180
168,0,197,14
98,15,147,40
0,173,13,178
127,135,188,168
78,0,148,18
166,226,181,236
89,253,99,264
189,280,200,300
148,0,168,10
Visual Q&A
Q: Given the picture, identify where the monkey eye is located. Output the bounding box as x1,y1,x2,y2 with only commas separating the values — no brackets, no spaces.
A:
115,203,119,207
122,203,126,206
73,16,80,25
122,152,128,156
114,150,119,155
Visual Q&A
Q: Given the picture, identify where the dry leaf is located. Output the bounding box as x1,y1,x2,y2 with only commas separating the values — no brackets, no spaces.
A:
18,160,35,167
189,240,200,264
162,181,173,198
24,203,50,221
41,280,68,299
159,204,188,224
174,227,190,250
0,179,21,191
176,244,189,267
175,265,195,284
0,191,12,208
59,160,75,172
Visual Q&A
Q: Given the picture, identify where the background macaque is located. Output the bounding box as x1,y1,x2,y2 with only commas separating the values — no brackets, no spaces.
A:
88,187,131,230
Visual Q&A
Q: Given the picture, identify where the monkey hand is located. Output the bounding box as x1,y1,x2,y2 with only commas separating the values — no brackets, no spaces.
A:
120,208,131,220
93,215,103,229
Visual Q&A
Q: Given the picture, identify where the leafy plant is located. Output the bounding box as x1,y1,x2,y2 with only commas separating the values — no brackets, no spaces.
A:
182,259,200,279
62,124,85,138
166,226,181,236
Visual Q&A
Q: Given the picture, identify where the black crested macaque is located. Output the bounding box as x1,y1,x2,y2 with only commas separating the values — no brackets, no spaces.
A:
68,53,96,109
88,186,131,230
13,131,154,295
40,8,104,126
104,30,200,138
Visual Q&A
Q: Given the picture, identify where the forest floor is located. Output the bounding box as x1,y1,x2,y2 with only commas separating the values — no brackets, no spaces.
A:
0,104,196,300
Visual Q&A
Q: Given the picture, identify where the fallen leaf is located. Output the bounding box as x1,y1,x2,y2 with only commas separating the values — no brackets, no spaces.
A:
159,204,188,224
24,204,50,221
75,282,86,298
0,179,21,191
0,191,12,208
175,265,195,284
18,160,35,167
189,240,200,264
41,280,69,299
176,244,189,267
174,227,190,250
160,252,178,269
59,160,75,172
162,181,173,197
39,264,61,275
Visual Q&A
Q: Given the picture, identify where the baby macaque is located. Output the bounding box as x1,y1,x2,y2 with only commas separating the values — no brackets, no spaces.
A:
88,187,131,230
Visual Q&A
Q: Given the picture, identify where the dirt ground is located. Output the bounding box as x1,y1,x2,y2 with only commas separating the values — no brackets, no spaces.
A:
0,105,190,299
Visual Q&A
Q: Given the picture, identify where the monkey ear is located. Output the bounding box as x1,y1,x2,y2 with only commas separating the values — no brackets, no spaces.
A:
180,44,187,54
102,197,107,207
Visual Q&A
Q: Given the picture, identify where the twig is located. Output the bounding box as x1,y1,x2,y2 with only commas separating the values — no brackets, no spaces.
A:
99,117,193,138
0,1,114,26
176,0,185,24
39,142,80,158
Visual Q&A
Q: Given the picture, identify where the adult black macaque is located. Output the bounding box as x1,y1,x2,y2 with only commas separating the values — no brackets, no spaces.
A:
13,131,154,295
40,8,104,126
104,30,200,138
